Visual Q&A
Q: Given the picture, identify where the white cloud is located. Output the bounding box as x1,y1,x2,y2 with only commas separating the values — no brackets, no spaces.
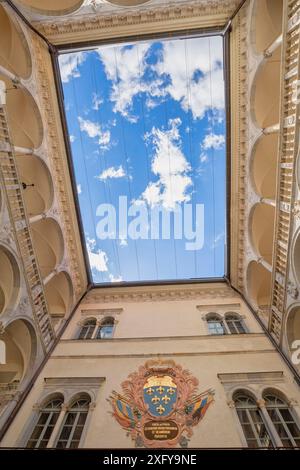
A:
154,36,225,120
96,165,126,181
200,153,208,163
77,184,82,194
92,92,103,111
69,135,76,143
97,43,163,121
78,117,111,150
59,52,86,83
98,36,224,121
202,133,225,150
86,238,108,272
140,118,192,209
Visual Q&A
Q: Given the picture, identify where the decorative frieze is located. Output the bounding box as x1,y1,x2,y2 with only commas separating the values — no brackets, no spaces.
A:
84,285,237,304
34,0,240,44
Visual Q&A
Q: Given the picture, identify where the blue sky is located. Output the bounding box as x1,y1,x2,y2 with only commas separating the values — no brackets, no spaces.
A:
59,35,226,283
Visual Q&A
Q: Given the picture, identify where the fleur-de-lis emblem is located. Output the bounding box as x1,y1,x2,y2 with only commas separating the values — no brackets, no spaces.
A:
151,396,160,404
157,386,164,394
146,387,154,395
156,404,165,415
162,395,170,404
167,388,175,395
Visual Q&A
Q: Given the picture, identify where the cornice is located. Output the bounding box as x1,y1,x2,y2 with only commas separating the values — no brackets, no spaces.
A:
83,284,238,303
30,34,87,298
34,0,240,44
229,2,249,292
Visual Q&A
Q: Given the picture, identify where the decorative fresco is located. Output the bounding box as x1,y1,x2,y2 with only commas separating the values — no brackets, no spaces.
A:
109,360,214,448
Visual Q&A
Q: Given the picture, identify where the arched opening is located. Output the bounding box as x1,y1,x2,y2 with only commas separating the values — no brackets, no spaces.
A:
286,307,300,351
55,393,91,448
252,0,283,54
96,317,115,339
17,0,84,16
252,46,281,129
45,272,73,320
247,261,272,308
16,154,53,217
0,319,37,411
0,5,31,78
31,218,64,279
250,203,275,264
0,75,43,149
0,246,20,315
251,134,278,199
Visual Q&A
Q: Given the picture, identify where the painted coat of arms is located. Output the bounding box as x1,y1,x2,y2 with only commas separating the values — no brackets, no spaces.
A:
109,360,214,448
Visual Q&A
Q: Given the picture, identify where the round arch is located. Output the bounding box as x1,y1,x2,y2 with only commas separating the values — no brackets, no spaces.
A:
249,203,275,265
251,47,281,129
247,261,272,308
31,218,64,279
16,154,54,217
0,318,37,386
251,0,283,54
44,271,73,319
16,0,84,16
0,4,32,78
0,245,20,316
250,133,278,199
0,75,43,149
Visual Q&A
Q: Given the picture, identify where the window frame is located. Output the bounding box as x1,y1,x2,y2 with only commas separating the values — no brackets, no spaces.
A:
54,395,91,449
264,393,300,448
233,392,275,448
26,396,63,449
77,318,96,340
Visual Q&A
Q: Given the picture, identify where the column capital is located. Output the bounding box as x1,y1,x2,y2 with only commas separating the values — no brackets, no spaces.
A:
257,399,266,409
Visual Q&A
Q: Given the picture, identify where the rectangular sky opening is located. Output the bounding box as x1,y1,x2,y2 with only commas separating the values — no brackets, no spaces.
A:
58,33,227,284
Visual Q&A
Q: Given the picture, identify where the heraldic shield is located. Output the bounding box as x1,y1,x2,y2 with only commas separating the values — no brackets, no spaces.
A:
143,375,177,418
109,360,214,448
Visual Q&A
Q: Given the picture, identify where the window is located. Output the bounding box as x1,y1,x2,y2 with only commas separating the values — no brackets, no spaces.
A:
225,313,246,334
26,396,63,448
55,396,91,449
234,392,273,448
207,314,226,335
96,317,114,339
78,319,96,340
264,393,300,448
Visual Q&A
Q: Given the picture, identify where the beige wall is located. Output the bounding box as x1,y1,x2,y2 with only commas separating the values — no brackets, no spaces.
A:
2,284,300,448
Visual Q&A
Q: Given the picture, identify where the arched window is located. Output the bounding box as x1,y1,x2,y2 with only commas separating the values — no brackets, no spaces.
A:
264,393,300,448
207,314,226,335
225,313,246,334
96,317,115,339
26,396,63,448
78,319,96,340
234,392,273,448
55,395,91,449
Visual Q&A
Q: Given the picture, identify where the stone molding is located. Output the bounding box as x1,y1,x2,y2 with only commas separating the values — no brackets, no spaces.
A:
34,0,240,44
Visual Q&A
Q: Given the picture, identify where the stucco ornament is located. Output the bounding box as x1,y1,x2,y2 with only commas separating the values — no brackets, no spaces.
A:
109,359,214,448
